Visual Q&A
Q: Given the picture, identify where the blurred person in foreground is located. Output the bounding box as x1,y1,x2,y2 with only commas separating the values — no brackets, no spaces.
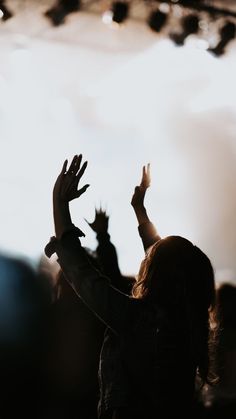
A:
45,155,218,419
0,254,50,418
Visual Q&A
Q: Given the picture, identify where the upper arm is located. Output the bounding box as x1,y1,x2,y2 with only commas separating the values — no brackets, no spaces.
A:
51,232,133,334
138,221,161,251
62,262,132,334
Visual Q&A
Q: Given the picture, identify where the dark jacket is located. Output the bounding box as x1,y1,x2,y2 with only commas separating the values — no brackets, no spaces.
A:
95,231,134,295
45,223,196,418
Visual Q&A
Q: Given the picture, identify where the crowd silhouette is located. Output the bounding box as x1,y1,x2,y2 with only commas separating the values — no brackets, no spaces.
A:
0,155,236,418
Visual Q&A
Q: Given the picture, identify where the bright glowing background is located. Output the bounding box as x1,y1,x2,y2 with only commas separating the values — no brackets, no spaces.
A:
0,7,236,282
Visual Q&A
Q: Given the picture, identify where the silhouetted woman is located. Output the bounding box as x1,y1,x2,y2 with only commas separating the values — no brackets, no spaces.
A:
45,155,218,419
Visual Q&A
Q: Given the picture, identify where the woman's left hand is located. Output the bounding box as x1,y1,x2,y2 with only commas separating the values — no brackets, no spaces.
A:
53,154,90,205
131,164,151,208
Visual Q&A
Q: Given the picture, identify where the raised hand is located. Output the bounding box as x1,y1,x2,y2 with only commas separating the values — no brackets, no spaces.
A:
131,164,151,208
131,163,160,246
53,154,90,205
85,207,109,234
52,155,89,239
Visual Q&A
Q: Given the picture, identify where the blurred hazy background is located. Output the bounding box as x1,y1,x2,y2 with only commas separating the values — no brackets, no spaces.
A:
0,0,236,282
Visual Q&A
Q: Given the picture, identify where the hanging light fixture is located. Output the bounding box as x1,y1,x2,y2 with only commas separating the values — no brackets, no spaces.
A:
45,0,81,26
170,14,200,45
111,1,129,24
2,0,234,57
0,0,13,21
208,21,236,56
148,9,168,33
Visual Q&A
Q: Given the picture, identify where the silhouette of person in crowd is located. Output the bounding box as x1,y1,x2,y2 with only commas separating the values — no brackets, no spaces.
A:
85,207,134,294
45,154,218,419
41,267,104,419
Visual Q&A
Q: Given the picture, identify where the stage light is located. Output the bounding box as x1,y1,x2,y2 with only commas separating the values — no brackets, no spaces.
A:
45,0,80,26
62,0,80,14
208,21,236,57
45,6,65,26
170,14,200,45
1,0,231,58
111,2,129,24
148,10,168,33
0,1,13,21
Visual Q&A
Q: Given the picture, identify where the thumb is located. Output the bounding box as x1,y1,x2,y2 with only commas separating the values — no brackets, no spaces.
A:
76,184,90,198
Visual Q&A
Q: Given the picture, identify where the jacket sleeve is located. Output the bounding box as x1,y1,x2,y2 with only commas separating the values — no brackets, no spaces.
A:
45,230,133,335
138,221,161,252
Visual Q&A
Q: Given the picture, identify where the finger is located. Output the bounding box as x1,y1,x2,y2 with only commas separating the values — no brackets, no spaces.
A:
68,154,83,176
73,154,82,175
146,163,151,184
67,155,78,174
60,159,68,175
75,184,90,198
96,201,101,214
103,204,108,217
140,166,145,185
76,161,88,182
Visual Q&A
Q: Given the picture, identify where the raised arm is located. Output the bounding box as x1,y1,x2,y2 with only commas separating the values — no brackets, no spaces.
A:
52,155,89,239
131,164,161,251
49,155,133,334
85,208,123,287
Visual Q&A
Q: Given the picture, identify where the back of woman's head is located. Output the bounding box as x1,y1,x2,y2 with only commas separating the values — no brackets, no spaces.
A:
133,236,218,385
134,236,215,308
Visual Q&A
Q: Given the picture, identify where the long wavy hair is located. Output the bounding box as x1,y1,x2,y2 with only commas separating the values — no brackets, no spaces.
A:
132,236,218,386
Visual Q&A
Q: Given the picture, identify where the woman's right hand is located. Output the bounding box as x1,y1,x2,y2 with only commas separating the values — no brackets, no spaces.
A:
131,164,151,208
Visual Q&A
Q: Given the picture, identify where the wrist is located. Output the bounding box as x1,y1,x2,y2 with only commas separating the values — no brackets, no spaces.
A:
95,229,108,234
96,231,110,241
133,203,146,213
53,198,69,209
134,206,150,225
53,201,72,239
53,200,70,220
